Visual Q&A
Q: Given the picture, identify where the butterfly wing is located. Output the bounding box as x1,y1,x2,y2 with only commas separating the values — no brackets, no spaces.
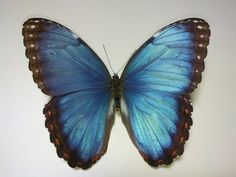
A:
44,88,114,169
121,18,210,166
23,18,114,168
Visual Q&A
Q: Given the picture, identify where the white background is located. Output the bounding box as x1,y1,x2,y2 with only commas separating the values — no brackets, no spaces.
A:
1,0,236,177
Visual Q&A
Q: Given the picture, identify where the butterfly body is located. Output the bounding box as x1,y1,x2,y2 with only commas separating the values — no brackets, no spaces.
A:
110,74,123,111
22,18,210,169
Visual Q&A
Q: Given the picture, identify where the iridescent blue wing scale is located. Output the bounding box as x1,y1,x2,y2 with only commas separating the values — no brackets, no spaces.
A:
22,18,114,168
121,18,210,166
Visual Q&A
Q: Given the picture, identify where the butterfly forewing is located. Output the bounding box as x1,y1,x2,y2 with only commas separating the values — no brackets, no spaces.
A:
23,18,111,96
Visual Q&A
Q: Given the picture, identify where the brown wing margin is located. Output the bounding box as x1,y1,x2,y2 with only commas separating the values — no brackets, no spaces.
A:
184,18,210,93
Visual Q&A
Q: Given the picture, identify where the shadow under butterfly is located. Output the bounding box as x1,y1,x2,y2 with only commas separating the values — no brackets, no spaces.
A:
22,18,210,169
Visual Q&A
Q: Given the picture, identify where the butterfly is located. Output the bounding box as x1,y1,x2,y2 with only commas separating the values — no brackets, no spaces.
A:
22,18,210,169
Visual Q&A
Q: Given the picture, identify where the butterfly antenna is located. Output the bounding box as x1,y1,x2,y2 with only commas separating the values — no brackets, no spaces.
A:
103,44,115,74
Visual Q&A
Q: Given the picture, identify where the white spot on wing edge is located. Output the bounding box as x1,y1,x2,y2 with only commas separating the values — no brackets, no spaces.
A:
29,44,35,48
30,25,36,29
197,25,203,29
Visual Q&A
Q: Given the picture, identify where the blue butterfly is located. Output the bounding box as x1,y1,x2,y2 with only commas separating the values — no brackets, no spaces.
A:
22,18,210,169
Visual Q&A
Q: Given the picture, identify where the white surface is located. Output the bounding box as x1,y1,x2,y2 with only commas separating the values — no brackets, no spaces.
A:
1,0,236,177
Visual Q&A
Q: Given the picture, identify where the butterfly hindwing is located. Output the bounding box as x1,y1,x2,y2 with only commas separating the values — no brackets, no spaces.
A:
23,18,114,168
44,88,114,168
121,18,210,166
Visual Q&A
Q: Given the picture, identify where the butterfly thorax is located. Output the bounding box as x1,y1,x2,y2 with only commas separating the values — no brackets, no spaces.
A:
111,74,123,111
